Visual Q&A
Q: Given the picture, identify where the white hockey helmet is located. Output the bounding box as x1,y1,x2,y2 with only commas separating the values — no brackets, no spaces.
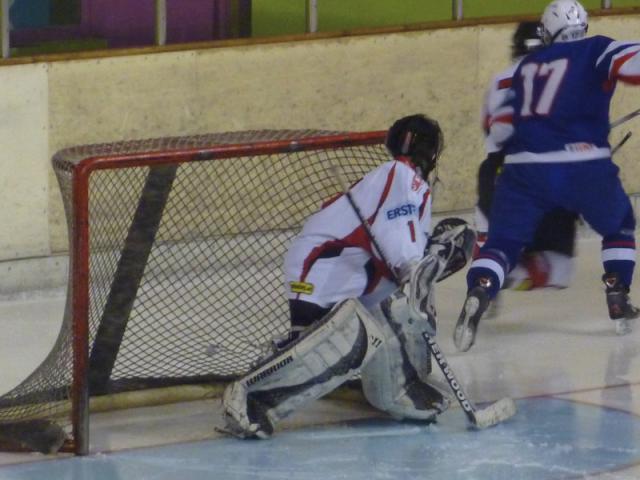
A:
540,0,588,45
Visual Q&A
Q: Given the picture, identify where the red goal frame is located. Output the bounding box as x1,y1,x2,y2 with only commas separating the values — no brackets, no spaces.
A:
66,130,387,454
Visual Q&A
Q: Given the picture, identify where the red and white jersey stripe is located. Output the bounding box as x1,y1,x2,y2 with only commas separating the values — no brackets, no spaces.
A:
284,158,432,308
481,61,519,154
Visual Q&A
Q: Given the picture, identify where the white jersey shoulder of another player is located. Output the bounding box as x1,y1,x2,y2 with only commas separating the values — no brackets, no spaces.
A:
482,61,520,154
595,38,640,82
483,62,520,124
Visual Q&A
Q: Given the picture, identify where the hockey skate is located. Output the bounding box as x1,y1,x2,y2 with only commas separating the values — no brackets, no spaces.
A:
602,273,639,336
220,382,274,439
453,280,491,352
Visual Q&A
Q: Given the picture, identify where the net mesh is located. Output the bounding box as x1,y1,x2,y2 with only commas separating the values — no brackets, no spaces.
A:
0,129,388,452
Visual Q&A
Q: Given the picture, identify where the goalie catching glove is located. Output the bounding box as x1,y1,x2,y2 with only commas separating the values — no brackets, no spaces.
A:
400,217,475,284
428,217,476,282
405,217,475,334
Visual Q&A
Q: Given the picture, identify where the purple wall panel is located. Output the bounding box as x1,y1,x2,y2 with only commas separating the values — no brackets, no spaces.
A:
82,0,155,47
212,0,232,40
80,0,231,48
167,0,213,43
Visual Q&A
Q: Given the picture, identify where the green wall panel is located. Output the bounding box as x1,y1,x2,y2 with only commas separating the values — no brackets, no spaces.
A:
252,0,307,37
251,0,640,38
317,0,451,31
610,0,640,6
463,0,602,18
252,0,451,36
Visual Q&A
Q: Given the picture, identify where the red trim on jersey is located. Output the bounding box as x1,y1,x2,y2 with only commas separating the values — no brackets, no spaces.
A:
298,239,344,281
482,113,490,134
321,192,342,209
489,112,513,126
497,77,512,90
321,178,364,209
297,164,399,294
418,188,431,220
611,51,640,85
365,163,402,282
617,74,640,85
602,78,616,92
362,163,397,281
603,240,636,248
408,220,416,242
368,162,396,227
395,156,416,170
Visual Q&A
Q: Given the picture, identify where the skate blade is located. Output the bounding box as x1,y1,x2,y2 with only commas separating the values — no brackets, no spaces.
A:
454,325,475,352
454,297,480,352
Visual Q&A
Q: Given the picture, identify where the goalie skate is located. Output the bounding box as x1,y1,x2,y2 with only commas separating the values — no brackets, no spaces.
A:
221,382,274,439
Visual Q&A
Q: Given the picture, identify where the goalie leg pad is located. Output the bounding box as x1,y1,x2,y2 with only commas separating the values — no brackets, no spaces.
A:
361,290,451,421
221,298,386,438
386,378,450,421
408,254,441,336
379,289,433,381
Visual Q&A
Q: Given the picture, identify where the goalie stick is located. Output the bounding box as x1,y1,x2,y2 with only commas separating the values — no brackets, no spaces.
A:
421,333,516,428
330,164,516,429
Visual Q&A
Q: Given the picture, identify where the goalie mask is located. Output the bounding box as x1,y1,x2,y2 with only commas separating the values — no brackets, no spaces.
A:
385,114,443,180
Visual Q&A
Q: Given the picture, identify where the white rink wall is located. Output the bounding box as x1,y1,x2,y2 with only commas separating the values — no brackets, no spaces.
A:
0,14,640,293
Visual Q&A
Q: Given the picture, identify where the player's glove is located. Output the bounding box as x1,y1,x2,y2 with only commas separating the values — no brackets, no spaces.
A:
427,217,476,282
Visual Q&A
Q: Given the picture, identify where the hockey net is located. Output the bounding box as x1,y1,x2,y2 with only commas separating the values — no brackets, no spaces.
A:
0,129,388,454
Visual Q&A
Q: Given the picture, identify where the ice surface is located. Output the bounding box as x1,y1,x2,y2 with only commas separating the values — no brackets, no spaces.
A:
0,237,640,479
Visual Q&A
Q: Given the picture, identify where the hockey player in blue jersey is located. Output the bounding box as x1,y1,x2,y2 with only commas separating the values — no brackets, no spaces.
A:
476,21,578,294
454,0,640,352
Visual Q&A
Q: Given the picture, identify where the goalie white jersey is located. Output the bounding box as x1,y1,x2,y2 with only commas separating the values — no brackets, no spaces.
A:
284,158,432,309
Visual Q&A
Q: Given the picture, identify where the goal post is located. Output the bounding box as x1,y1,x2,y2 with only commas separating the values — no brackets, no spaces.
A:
0,129,388,455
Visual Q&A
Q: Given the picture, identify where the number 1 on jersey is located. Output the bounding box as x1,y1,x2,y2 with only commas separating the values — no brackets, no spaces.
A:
520,58,568,117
